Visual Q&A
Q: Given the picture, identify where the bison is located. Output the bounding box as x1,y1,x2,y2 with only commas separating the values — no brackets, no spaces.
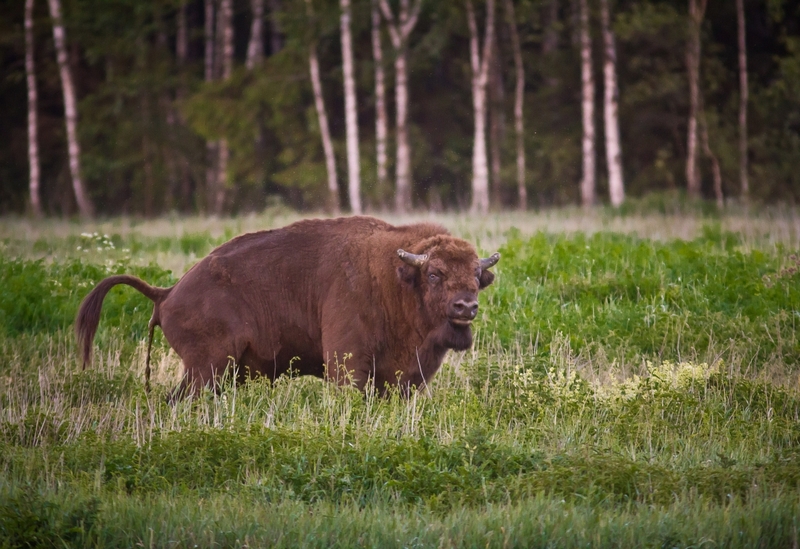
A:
76,216,499,397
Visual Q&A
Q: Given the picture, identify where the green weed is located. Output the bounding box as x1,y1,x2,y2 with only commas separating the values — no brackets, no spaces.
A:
2,217,800,547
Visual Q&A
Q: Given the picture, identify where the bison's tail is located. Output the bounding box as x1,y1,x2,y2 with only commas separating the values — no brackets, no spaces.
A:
75,275,171,368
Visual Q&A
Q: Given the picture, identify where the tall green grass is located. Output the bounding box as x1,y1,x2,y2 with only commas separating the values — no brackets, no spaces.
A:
489,226,800,374
1,221,800,547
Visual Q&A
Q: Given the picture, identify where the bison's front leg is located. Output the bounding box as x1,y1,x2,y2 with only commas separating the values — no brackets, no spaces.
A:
321,344,374,391
319,316,376,391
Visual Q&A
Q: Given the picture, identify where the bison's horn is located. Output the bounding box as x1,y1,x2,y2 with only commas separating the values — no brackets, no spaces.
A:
480,252,501,270
397,249,428,267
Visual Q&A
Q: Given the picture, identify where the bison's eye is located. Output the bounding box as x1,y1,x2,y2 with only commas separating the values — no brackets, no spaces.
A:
428,273,440,283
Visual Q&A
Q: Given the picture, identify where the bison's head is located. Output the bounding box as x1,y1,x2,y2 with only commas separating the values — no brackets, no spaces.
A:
397,236,499,351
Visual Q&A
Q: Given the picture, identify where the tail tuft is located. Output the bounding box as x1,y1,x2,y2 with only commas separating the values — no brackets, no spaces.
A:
75,275,169,367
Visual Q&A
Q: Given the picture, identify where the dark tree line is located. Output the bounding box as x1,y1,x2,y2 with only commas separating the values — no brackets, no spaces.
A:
1,0,800,216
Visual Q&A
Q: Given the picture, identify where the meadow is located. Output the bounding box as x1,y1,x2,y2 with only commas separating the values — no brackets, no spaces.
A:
2,204,800,548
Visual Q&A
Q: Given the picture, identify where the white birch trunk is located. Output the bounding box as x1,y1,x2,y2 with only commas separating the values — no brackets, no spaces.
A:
503,0,526,210
247,0,265,69
467,0,494,215
600,0,624,207
215,0,234,215
394,51,411,212
736,0,748,199
380,0,422,213
25,0,42,216
48,0,93,217
686,0,707,198
372,0,388,197
489,39,504,209
341,0,362,214
309,44,340,213
578,0,595,208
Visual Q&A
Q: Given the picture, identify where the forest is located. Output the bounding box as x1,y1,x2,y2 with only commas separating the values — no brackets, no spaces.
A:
2,0,800,216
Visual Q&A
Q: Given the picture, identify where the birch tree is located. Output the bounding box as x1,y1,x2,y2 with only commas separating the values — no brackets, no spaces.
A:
599,0,624,207
488,31,504,209
307,0,340,213
466,0,495,215
214,0,234,215
25,0,41,216
47,0,93,217
372,0,388,197
341,0,362,214
503,0,526,210
578,0,595,207
380,0,422,213
736,0,748,199
686,0,708,198
247,0,265,69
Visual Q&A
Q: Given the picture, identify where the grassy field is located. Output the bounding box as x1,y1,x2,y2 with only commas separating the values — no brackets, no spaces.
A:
2,206,800,548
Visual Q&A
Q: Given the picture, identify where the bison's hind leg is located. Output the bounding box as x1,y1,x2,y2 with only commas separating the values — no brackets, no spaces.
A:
167,343,249,402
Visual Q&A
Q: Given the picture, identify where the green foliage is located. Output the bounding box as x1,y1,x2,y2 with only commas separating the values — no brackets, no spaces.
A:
0,254,175,337
2,219,800,546
488,227,800,368
0,488,99,549
6,0,800,213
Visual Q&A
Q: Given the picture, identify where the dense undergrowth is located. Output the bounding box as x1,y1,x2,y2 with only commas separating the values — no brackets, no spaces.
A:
1,220,800,547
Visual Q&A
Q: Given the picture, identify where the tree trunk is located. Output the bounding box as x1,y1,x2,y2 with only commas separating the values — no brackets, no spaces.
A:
600,0,624,207
340,0,362,214
177,0,188,64
686,0,707,198
543,0,559,54
142,132,155,217
25,0,42,217
176,0,192,211
736,0,748,200
268,0,283,55
215,0,234,215
699,111,722,209
542,0,559,88
309,45,340,214
503,0,526,210
48,0,93,217
698,90,722,209
247,0,265,69
488,32,504,210
578,0,595,208
204,0,216,212
467,0,495,215
372,0,388,201
380,0,422,213
394,51,412,212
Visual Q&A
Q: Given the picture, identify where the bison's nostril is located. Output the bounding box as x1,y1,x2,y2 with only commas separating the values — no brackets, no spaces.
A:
452,299,479,318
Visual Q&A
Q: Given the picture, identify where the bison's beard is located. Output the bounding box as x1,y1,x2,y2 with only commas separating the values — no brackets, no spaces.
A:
433,321,474,351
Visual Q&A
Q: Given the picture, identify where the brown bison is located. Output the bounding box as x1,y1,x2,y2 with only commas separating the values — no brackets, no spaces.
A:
76,216,499,397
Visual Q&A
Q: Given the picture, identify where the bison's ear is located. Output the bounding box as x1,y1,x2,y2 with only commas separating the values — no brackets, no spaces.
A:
397,265,419,287
478,269,495,289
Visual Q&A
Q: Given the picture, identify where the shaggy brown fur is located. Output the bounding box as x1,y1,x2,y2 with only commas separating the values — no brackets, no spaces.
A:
75,216,499,398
